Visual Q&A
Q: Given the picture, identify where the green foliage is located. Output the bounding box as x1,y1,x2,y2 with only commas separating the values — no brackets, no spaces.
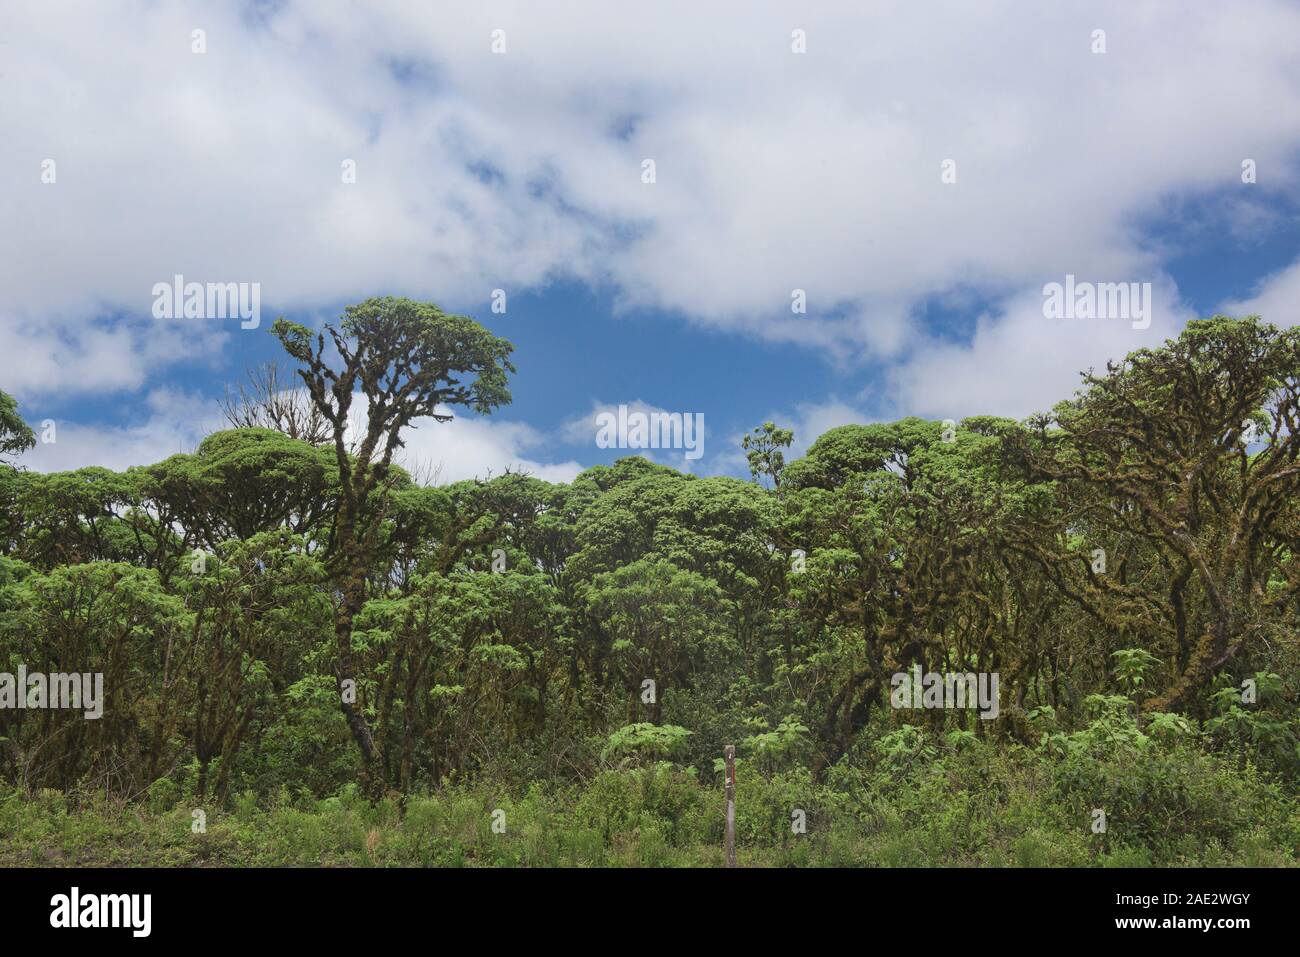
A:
741,421,794,490
1,313,1297,867
0,391,35,461
1111,648,1161,700
742,716,811,771
601,723,692,766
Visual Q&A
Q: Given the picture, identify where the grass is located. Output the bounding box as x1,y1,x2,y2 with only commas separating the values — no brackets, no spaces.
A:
3,752,1295,867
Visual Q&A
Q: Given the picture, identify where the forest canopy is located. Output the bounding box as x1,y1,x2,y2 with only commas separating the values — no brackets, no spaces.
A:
0,302,1296,867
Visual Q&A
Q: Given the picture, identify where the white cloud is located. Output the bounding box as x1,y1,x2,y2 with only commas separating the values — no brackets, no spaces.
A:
781,399,868,456
19,389,585,483
20,388,216,472
560,398,707,472
1222,258,1300,327
2,0,1298,380
0,313,230,400
398,408,584,484
889,278,1194,420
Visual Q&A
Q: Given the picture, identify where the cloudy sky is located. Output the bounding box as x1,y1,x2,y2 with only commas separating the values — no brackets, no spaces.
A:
3,0,1299,482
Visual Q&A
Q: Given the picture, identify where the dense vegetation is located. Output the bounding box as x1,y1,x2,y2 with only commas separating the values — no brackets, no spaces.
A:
1,299,1297,866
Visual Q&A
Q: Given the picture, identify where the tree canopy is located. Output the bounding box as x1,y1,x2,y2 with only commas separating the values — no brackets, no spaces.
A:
0,312,1296,866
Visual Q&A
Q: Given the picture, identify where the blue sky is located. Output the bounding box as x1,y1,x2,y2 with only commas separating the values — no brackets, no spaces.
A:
4,1,1300,482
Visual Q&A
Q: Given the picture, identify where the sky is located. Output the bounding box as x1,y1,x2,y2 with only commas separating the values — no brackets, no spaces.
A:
2,0,1299,483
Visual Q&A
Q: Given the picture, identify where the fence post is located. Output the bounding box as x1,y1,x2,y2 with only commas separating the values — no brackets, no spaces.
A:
724,744,736,867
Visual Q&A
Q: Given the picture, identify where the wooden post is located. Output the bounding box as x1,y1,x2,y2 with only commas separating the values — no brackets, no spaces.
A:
724,744,736,867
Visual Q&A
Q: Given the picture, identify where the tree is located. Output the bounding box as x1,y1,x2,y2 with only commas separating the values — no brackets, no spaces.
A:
782,416,1044,770
178,532,329,800
219,361,336,446
142,429,338,550
0,562,192,793
584,558,729,724
272,297,515,785
742,421,793,491
0,390,35,461
1006,316,1300,714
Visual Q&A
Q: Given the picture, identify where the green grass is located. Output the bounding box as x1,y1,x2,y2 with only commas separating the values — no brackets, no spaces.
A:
3,750,1296,867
